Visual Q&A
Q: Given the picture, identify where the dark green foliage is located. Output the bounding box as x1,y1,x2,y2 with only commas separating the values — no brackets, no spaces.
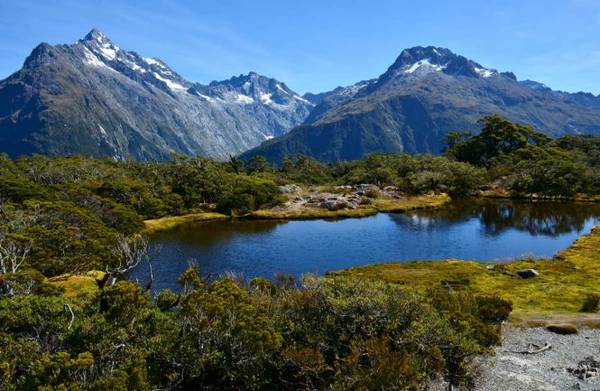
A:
0,155,285,275
581,293,600,313
446,114,551,166
330,153,486,196
216,175,282,215
0,269,508,390
245,155,272,173
1,115,598,389
475,296,513,323
446,115,600,197
280,154,333,184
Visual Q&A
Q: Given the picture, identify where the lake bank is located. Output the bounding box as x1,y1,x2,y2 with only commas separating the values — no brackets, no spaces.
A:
136,199,600,297
142,185,600,234
335,224,600,321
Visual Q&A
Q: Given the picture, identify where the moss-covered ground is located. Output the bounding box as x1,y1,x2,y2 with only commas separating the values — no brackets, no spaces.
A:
335,225,600,324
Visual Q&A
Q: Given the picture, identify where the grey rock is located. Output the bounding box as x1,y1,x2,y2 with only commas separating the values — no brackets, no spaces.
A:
517,269,539,279
279,184,302,193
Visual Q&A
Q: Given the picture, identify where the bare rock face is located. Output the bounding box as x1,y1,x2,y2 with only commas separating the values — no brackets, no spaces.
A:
0,30,314,161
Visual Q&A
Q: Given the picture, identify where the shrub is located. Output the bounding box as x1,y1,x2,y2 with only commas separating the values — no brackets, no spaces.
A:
581,293,600,313
364,188,380,198
476,296,513,323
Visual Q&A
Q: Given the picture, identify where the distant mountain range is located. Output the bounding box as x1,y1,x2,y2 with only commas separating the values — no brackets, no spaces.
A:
0,30,313,160
2,33,600,162
243,46,600,163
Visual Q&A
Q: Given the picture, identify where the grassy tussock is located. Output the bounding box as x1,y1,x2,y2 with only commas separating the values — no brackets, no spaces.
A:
45,271,105,303
372,194,451,212
143,212,228,233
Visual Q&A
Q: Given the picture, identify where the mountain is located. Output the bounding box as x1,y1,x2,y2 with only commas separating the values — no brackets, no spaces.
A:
242,46,600,163
0,29,314,160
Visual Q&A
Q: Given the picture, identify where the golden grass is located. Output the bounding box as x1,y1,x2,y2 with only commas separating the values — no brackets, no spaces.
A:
250,207,378,220
143,212,228,233
46,271,104,303
372,194,451,212
336,226,600,321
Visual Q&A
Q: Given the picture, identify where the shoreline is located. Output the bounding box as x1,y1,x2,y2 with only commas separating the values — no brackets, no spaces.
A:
143,212,228,233
336,225,600,322
142,192,600,234
478,189,600,203
142,193,452,231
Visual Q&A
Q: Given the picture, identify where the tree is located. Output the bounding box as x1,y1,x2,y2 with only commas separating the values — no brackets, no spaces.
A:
447,115,551,166
107,234,149,286
246,156,271,173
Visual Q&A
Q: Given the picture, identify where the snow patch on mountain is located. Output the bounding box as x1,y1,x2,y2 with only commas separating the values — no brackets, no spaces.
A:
259,92,273,105
276,84,289,94
143,57,164,67
293,94,313,104
404,59,446,74
82,47,115,72
152,72,187,92
474,66,496,78
235,93,255,104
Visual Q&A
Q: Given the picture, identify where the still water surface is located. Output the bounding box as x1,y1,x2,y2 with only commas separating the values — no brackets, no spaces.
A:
130,199,600,291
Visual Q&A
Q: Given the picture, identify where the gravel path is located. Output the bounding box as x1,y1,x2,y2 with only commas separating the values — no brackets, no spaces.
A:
476,325,600,390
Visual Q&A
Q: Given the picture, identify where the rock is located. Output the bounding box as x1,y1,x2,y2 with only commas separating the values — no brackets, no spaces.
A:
335,185,353,191
517,269,539,279
546,323,578,335
278,184,302,193
321,200,348,211
321,200,338,211
355,184,380,192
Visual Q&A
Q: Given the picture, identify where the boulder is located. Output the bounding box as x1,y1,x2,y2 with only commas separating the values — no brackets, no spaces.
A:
546,324,578,335
278,184,302,193
355,184,380,192
321,200,348,211
517,269,539,279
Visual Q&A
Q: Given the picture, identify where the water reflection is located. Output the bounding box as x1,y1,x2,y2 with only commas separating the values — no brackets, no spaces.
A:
153,219,284,246
400,199,600,236
133,199,600,292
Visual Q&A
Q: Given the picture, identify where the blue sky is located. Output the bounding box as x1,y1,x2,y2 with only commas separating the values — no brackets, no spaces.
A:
1,0,600,94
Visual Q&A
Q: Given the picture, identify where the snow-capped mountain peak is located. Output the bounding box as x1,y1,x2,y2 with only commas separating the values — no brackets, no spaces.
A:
385,46,500,80
1,29,315,160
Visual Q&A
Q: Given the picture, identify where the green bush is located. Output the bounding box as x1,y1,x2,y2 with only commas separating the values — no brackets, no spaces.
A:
581,293,600,313
476,295,513,323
